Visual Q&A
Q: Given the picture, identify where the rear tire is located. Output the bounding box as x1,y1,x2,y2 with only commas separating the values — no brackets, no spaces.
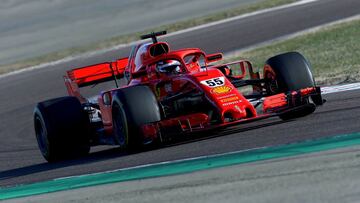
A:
264,52,316,120
112,86,161,150
34,96,90,162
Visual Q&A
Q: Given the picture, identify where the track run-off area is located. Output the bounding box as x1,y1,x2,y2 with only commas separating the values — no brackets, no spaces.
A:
1,0,360,201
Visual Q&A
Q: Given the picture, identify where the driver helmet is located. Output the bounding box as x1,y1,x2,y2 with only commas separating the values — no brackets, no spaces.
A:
156,60,181,74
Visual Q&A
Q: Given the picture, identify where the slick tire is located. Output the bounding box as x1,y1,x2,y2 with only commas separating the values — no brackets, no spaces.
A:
264,52,316,120
34,96,90,162
112,86,161,150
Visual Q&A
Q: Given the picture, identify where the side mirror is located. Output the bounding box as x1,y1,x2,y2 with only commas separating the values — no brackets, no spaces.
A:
206,53,223,63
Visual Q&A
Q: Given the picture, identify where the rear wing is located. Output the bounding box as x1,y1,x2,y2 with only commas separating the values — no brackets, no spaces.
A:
66,57,128,87
64,57,128,102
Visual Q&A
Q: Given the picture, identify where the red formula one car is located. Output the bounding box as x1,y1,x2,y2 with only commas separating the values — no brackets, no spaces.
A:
34,31,324,162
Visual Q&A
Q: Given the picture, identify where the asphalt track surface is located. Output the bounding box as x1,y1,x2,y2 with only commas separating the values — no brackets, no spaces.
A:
9,145,360,203
1,0,360,187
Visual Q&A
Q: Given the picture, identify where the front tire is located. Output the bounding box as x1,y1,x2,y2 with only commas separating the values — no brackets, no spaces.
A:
264,52,316,120
112,86,161,150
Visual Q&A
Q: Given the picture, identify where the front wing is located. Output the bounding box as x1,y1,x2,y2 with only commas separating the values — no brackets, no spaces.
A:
140,87,324,142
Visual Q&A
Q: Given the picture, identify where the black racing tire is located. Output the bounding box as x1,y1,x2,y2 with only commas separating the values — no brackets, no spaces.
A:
264,51,315,93
112,86,161,150
264,52,316,120
34,96,90,162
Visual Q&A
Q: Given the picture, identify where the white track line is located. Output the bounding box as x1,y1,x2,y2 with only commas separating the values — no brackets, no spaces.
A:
321,82,360,95
0,0,319,79
166,0,319,37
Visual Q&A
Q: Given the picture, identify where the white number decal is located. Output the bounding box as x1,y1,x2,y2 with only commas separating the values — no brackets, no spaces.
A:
201,77,225,87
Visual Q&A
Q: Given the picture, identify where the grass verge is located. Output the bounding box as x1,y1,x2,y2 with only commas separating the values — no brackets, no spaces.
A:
225,18,360,85
0,0,295,75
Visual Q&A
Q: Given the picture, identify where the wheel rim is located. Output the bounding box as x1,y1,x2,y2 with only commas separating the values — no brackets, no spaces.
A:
266,71,280,94
113,106,127,146
35,116,48,156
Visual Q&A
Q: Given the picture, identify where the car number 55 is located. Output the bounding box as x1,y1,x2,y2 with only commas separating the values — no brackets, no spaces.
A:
200,77,225,87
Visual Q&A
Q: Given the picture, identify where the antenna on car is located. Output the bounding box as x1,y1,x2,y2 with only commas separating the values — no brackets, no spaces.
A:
140,31,167,43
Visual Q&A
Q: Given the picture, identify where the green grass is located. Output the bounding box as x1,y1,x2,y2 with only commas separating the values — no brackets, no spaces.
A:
0,0,295,75
226,19,360,85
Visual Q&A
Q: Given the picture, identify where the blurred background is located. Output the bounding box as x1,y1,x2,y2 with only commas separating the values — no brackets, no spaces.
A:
0,0,262,66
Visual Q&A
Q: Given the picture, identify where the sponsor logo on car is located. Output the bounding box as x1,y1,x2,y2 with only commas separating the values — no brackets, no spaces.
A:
217,93,237,99
211,85,232,94
222,101,240,106
220,96,240,103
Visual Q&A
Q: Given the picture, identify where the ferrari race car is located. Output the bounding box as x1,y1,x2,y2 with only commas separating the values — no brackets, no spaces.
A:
34,31,325,162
